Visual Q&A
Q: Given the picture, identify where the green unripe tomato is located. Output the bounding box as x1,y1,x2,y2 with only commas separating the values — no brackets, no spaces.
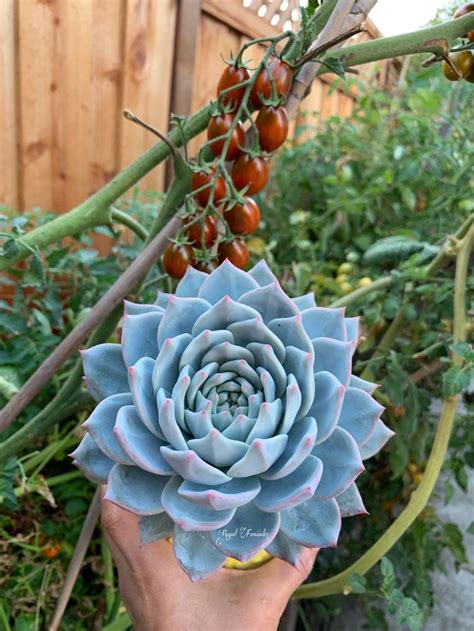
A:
358,276,373,288
337,262,353,275
339,281,353,294
336,274,349,284
346,251,360,263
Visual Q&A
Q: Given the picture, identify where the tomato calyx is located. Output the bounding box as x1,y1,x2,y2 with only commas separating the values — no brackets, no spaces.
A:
209,100,239,118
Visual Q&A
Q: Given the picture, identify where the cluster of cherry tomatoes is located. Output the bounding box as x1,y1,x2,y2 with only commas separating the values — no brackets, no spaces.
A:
442,4,474,82
162,56,293,278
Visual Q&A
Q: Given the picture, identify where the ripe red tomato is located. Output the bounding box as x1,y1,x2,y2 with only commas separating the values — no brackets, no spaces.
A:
195,259,219,273
251,58,293,108
162,243,194,279
442,51,474,80
191,168,226,207
225,197,261,235
185,214,218,249
207,113,245,160
255,105,289,153
217,63,250,109
454,3,474,42
231,154,269,195
218,239,250,269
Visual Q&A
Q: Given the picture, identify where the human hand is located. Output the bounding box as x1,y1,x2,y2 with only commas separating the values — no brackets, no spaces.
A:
101,491,318,631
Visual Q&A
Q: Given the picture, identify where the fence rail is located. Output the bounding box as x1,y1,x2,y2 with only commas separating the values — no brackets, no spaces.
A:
0,0,395,218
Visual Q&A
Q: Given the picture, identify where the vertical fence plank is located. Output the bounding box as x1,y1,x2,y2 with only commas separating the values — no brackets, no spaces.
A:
120,0,177,192
17,0,56,212
0,0,18,212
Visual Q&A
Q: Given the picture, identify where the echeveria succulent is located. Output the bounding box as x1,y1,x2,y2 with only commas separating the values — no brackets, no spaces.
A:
72,260,393,580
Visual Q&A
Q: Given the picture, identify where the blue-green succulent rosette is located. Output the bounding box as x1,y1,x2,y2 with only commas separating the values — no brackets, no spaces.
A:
71,260,393,580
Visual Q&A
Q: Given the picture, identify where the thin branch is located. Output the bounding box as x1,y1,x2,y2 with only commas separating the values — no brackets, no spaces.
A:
0,216,179,434
110,208,148,241
297,23,366,66
48,488,101,630
411,358,443,385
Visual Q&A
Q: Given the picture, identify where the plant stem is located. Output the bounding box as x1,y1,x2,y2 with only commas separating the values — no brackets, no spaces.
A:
110,209,148,241
0,105,211,272
48,488,101,631
329,277,392,308
323,13,474,70
360,308,406,381
293,226,472,600
101,536,116,622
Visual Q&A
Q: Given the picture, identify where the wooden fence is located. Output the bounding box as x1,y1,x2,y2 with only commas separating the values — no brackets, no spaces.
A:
0,0,394,218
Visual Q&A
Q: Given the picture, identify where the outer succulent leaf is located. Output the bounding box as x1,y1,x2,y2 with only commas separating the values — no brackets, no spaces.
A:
178,478,261,510
160,446,231,485
175,266,207,297
255,455,323,512
246,399,283,443
171,365,195,430
349,374,378,394
292,293,317,311
312,427,364,499
157,389,188,450
338,387,383,445
161,476,235,531
179,329,233,371
309,371,345,445
139,512,175,544
124,300,164,316
227,435,288,478
301,307,347,342
129,357,165,439
280,497,341,548
283,346,315,418
279,375,302,434
82,344,129,402
71,433,114,483
222,414,255,442
83,393,134,465
114,405,174,475
263,416,317,480
188,430,249,467
239,283,299,322
121,312,161,367
268,315,313,354
184,409,214,438
198,260,259,303
152,333,193,393
228,318,285,362
248,259,278,286
335,483,368,517
312,338,353,386
202,342,255,367
266,530,304,568
105,464,168,515
359,419,394,460
192,296,259,335
247,343,287,397
173,527,227,580
209,502,280,561
344,316,360,347
220,359,261,389
155,291,172,308
257,368,276,402
157,297,210,348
